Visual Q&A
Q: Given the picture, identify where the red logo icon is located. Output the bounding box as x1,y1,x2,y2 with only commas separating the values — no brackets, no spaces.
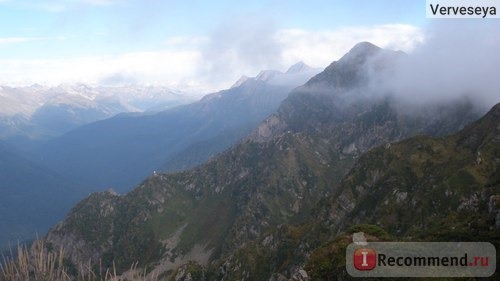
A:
354,248,377,270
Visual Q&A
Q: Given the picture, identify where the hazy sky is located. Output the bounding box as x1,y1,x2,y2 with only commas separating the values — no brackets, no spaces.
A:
0,0,440,91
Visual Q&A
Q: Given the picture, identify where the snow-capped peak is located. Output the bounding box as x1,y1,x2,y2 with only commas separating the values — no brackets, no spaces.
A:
285,61,312,74
231,75,251,88
230,62,322,89
255,70,281,82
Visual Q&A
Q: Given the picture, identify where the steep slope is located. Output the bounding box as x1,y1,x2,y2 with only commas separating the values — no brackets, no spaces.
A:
43,42,486,280
220,103,500,281
162,123,256,172
324,102,500,236
34,65,319,192
301,103,500,280
0,140,86,249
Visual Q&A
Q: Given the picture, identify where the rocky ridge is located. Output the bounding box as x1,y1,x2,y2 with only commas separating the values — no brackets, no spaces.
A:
43,42,490,280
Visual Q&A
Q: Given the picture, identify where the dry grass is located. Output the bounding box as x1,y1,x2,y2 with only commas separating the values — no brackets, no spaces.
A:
0,239,158,281
1,239,70,281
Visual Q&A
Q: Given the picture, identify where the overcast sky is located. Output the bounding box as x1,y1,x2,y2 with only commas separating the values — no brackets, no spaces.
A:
0,0,461,92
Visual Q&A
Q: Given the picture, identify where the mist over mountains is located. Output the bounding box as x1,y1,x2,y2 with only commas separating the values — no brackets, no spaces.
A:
0,62,320,248
370,21,500,110
0,19,499,279
1,0,500,278
38,42,498,280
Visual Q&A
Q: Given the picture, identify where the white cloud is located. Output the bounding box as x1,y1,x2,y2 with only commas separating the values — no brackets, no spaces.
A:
198,23,424,90
0,36,67,46
0,50,202,89
162,36,208,49
0,37,40,44
8,0,119,12
0,24,424,93
199,18,283,90
80,0,117,5
276,24,424,68
377,20,500,109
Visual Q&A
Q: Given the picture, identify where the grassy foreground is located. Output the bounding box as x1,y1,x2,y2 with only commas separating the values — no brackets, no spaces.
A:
0,239,158,281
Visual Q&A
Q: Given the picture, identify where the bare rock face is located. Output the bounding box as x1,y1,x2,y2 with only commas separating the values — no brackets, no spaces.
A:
290,269,310,281
489,195,500,229
250,114,288,143
171,262,206,281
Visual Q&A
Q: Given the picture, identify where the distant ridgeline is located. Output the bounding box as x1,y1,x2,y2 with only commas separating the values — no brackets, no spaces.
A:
37,42,498,280
0,62,320,250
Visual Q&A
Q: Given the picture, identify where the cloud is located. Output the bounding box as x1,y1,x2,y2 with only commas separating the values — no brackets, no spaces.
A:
0,37,42,44
277,24,424,68
80,0,118,5
0,24,424,93
162,36,208,49
376,20,500,109
98,72,138,86
199,22,424,91
200,17,283,88
0,36,66,45
0,50,202,89
8,0,119,12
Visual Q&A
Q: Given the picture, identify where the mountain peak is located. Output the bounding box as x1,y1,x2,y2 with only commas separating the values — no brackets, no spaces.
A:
490,102,500,116
303,42,385,89
338,41,381,64
350,41,381,54
231,75,251,88
285,61,312,74
470,102,500,126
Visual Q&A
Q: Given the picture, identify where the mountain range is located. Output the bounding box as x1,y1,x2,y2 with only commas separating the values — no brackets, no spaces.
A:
0,84,199,143
30,62,321,192
0,84,200,248
42,42,498,280
0,62,320,249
